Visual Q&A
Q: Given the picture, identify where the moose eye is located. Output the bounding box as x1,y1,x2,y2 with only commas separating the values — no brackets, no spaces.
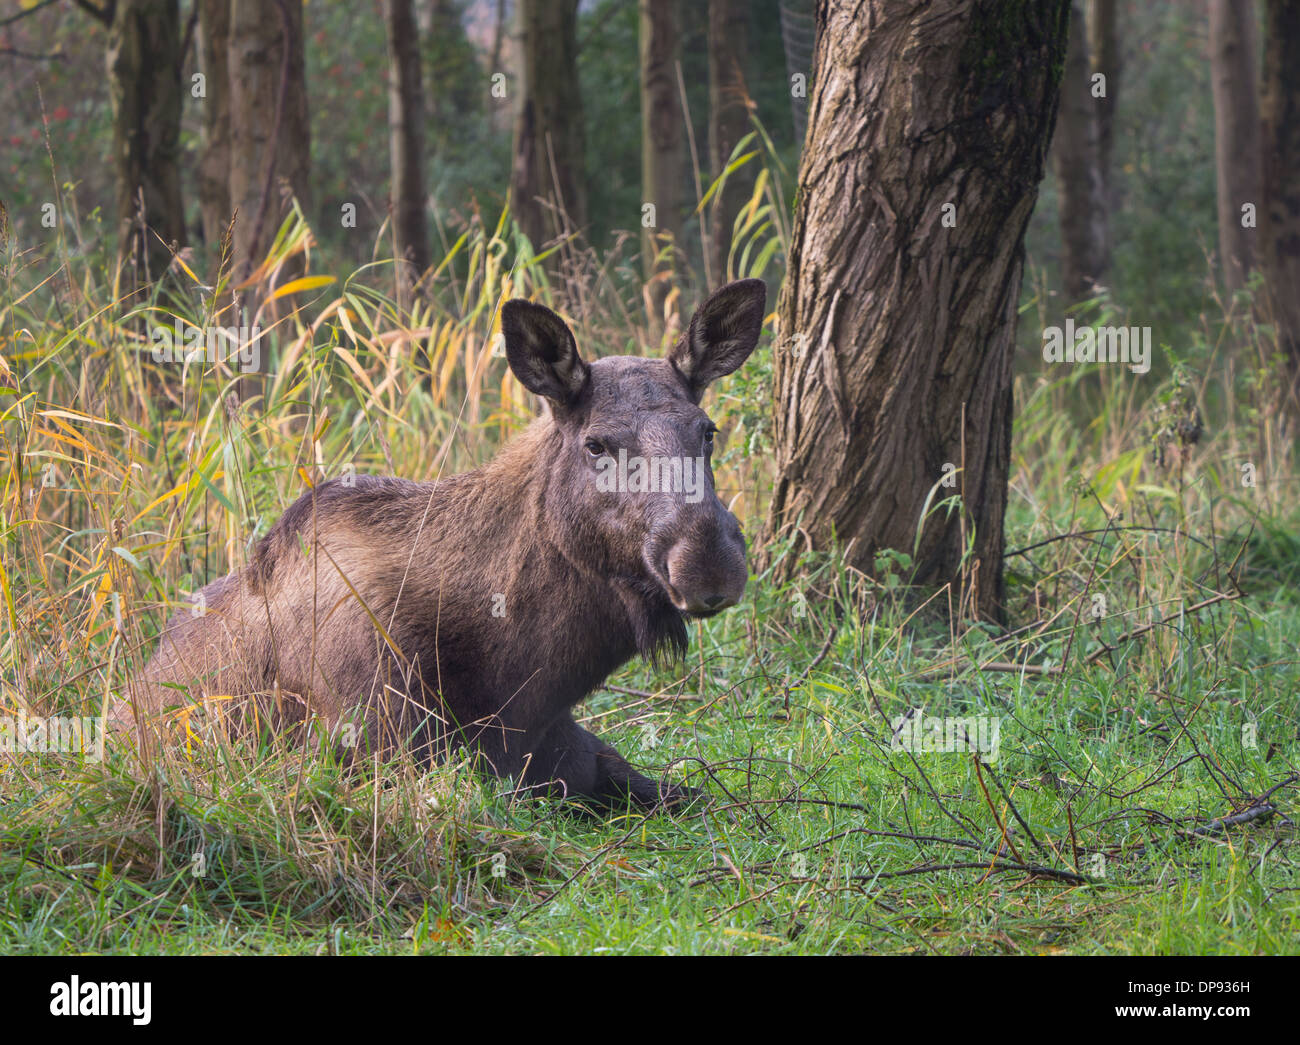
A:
584,438,606,458
704,427,717,453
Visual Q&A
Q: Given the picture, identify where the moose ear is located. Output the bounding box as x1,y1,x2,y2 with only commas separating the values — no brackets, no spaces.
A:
669,279,766,401
501,299,590,407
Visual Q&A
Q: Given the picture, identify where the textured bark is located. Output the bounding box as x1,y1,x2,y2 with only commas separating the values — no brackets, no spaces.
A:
197,0,231,252
106,0,185,285
1088,0,1119,260
227,0,311,300
1054,1,1105,303
1210,0,1261,291
509,0,586,253
1261,0,1300,403
766,0,1070,622
385,0,431,298
640,0,684,313
707,0,750,286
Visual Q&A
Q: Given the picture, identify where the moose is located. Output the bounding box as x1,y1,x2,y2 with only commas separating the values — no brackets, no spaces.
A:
120,279,767,810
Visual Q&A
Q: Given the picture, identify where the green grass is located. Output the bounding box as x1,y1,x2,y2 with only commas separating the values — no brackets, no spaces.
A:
3,552,1297,955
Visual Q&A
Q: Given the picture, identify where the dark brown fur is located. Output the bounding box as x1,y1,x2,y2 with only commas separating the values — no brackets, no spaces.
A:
121,280,766,810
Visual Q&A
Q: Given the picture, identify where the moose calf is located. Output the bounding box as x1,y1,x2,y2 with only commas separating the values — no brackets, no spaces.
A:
121,279,766,810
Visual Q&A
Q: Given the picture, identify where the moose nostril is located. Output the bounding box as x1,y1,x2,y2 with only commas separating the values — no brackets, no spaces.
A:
702,594,727,609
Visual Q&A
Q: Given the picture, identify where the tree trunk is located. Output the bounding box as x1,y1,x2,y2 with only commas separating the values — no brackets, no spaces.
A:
640,0,683,318
706,0,749,287
509,0,586,253
197,0,231,253
1211,0,1262,292
106,0,185,287
1054,0,1105,304
1262,0,1300,407
385,0,431,300
766,0,1070,623
425,0,482,154
227,0,311,386
1088,0,1119,263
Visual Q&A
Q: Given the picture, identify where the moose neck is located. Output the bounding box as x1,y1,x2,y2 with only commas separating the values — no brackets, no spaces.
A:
430,416,687,676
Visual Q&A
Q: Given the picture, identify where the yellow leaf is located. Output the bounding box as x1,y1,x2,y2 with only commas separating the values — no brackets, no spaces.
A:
129,475,200,526
172,253,203,286
331,343,379,400
268,275,337,302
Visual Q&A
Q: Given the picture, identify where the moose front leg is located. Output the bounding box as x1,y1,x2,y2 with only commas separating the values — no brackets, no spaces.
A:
520,713,702,811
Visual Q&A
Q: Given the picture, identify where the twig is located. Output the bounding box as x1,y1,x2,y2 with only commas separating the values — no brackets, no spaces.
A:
786,621,840,695
1084,589,1245,665
851,861,1093,885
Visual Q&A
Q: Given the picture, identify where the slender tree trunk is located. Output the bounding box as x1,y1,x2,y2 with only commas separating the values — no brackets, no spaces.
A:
1088,0,1120,263
640,0,683,318
509,0,586,253
385,0,431,300
106,0,185,287
1054,0,1105,304
1210,0,1262,292
706,0,749,287
227,0,311,284
1261,0,1300,407
766,0,1070,622
227,0,311,384
490,0,506,74
197,0,231,253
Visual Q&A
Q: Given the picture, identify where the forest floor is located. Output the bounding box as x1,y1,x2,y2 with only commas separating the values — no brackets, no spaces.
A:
4,568,1297,955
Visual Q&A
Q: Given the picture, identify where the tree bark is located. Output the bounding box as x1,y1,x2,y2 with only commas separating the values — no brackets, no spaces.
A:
106,0,185,287
1210,0,1262,292
1261,0,1300,406
197,0,231,253
385,0,431,300
509,0,586,254
1054,0,1105,304
707,0,749,287
766,0,1070,623
640,0,684,315
227,0,311,292
1088,0,1119,262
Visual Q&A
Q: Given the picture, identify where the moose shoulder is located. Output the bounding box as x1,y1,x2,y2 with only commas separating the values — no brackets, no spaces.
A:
122,279,766,810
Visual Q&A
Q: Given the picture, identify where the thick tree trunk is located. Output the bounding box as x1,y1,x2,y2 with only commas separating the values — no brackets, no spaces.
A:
640,0,684,316
1262,0,1300,407
766,0,1070,622
1211,0,1262,292
106,0,185,286
509,0,586,253
1054,1,1105,304
706,0,749,287
1088,0,1120,261
385,0,431,300
197,0,231,253
227,0,311,289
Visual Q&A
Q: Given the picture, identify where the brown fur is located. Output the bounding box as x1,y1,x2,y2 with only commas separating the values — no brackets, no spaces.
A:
120,280,766,810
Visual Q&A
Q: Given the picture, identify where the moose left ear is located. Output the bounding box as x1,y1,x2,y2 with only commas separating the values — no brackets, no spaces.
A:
669,279,767,401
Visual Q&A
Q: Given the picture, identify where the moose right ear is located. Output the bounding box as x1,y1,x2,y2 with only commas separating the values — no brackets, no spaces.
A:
501,300,590,407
